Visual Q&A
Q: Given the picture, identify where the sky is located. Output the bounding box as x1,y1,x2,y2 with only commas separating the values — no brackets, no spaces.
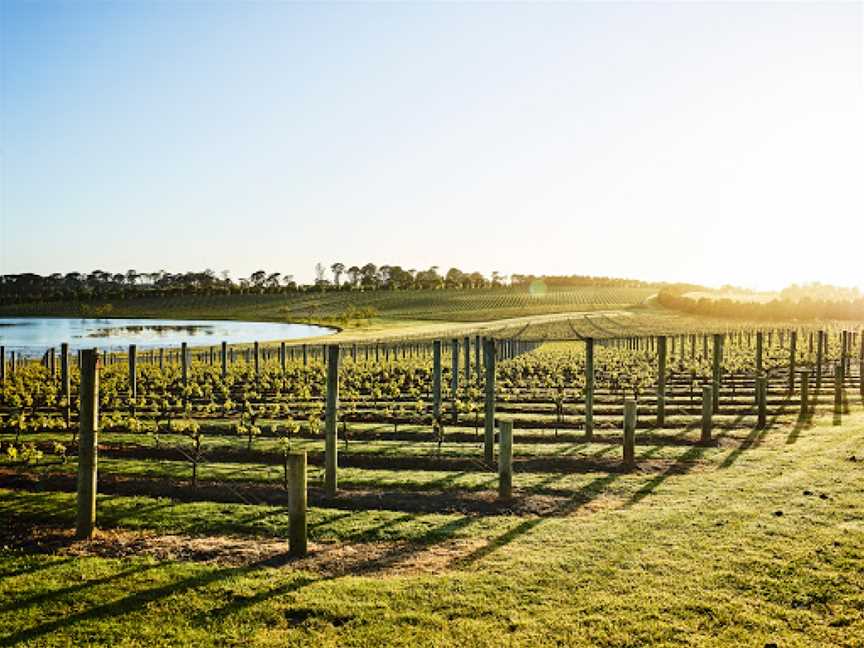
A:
1,1,862,291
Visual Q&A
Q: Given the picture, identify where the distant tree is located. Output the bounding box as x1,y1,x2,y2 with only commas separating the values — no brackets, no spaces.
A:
330,262,345,288
379,265,392,288
415,266,443,290
266,273,281,290
387,266,413,290
346,266,361,289
445,268,465,289
360,263,378,289
314,263,329,291
250,270,266,288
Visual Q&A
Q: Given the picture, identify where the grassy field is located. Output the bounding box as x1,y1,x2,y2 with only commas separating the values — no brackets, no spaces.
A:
3,290,863,646
10,285,862,355
2,408,862,646
4,285,847,347
0,285,656,325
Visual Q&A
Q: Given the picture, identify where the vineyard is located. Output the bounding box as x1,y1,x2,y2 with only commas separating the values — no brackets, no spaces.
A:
0,284,658,324
2,326,863,645
2,327,861,514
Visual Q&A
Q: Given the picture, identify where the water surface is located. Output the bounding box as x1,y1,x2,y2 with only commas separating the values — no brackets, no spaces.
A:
0,317,334,356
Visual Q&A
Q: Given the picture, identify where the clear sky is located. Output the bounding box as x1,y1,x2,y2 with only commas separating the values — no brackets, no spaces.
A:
1,1,862,290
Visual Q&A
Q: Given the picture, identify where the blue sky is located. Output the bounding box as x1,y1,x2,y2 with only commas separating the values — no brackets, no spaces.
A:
1,1,862,289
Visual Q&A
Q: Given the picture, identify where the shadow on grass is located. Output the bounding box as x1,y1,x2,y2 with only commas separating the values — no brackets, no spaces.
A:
1,558,282,646
306,511,352,531
719,424,770,470
786,414,812,445
454,471,621,568
0,563,158,615
716,394,799,470
193,515,486,623
624,442,710,508
0,557,77,580
194,573,318,623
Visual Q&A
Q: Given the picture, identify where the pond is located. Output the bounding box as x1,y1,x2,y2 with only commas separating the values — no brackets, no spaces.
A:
0,317,335,356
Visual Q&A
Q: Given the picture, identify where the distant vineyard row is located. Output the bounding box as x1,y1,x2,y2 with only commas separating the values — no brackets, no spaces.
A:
0,286,658,323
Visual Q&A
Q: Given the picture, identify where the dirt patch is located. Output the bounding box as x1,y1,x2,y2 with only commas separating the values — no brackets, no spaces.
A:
0,523,485,577
0,467,677,516
290,537,488,577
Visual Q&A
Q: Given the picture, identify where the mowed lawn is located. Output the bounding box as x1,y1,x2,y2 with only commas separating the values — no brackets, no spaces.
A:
1,411,862,647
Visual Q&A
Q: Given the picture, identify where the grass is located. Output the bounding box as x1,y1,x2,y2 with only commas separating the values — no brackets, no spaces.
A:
0,286,655,323
0,285,674,346
0,419,763,461
1,408,862,646
5,286,852,346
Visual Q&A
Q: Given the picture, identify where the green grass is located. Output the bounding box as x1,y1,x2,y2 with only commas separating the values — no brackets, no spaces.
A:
1,409,862,646
1,418,766,461
6,285,844,344
0,286,655,323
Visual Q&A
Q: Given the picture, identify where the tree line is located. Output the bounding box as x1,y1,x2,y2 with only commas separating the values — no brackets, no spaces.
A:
0,264,667,306
658,287,864,322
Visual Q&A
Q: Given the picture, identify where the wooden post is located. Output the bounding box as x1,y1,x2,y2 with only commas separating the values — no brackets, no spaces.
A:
712,334,723,414
254,341,260,378
324,345,340,496
701,385,712,445
860,330,864,400
76,349,99,540
302,344,308,366
432,340,442,420
475,335,482,384
60,343,70,429
128,344,137,402
464,336,471,381
657,336,667,427
788,330,797,393
484,338,496,465
756,375,767,429
841,331,848,380
280,342,287,372
221,342,228,379
833,363,843,421
816,330,824,402
585,338,595,440
0,345,4,385
498,419,513,500
623,401,636,468
755,331,764,378
450,339,459,421
181,342,188,386
799,369,810,420
755,331,764,405
287,452,308,557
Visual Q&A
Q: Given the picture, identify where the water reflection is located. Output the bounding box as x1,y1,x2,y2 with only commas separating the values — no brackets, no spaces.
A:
0,317,334,355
